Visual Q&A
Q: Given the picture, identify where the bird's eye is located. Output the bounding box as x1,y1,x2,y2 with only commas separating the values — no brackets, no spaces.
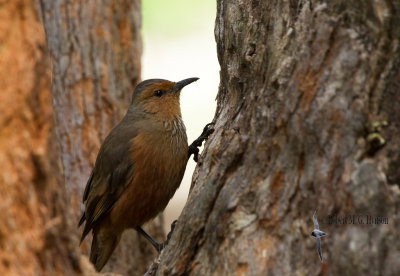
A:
154,90,163,97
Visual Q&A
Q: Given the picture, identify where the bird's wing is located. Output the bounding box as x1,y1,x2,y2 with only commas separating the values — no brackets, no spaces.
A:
316,237,323,261
79,122,137,242
313,210,319,230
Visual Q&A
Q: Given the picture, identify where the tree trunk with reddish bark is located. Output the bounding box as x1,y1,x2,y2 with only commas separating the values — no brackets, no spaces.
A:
150,1,400,275
0,1,74,275
0,0,162,275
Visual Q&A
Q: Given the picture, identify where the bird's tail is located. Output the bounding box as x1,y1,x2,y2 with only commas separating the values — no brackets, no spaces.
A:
90,227,121,271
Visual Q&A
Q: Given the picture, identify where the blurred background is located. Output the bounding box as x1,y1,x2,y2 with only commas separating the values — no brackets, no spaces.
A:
142,0,219,231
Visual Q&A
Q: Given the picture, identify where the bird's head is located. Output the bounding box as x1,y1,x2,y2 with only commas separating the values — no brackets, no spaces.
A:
131,78,199,120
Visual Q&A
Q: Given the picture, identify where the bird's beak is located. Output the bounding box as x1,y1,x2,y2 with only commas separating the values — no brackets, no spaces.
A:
172,77,199,92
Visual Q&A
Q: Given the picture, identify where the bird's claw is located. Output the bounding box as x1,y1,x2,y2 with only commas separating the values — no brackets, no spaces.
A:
200,123,215,137
189,123,215,162
158,220,178,252
166,220,177,241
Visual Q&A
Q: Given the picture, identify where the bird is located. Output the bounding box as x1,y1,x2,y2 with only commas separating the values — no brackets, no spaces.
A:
310,210,327,262
78,77,213,271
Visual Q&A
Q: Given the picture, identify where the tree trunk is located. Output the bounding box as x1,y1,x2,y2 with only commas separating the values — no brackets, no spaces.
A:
0,0,162,275
38,0,164,275
0,1,76,275
151,1,400,275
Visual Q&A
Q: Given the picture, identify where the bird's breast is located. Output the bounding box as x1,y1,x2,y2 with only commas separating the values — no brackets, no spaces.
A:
110,118,188,229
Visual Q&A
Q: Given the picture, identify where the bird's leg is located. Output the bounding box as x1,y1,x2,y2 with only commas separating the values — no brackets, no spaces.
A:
136,226,164,253
136,220,178,253
188,123,215,162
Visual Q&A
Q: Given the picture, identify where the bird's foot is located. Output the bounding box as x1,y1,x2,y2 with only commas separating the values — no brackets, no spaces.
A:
188,123,215,162
159,220,177,251
166,220,177,243
138,221,178,253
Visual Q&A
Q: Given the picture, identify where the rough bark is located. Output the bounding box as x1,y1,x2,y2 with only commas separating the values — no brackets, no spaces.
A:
38,0,165,275
0,0,161,275
151,1,400,275
0,0,81,275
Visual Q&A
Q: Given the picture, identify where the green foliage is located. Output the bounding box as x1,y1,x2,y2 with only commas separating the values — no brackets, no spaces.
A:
142,0,216,37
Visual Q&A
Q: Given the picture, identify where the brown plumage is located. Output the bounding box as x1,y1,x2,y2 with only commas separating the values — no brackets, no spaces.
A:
78,78,199,271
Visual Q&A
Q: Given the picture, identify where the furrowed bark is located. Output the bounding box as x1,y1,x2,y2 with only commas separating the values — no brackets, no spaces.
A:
38,0,163,274
151,1,400,275
0,0,79,274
